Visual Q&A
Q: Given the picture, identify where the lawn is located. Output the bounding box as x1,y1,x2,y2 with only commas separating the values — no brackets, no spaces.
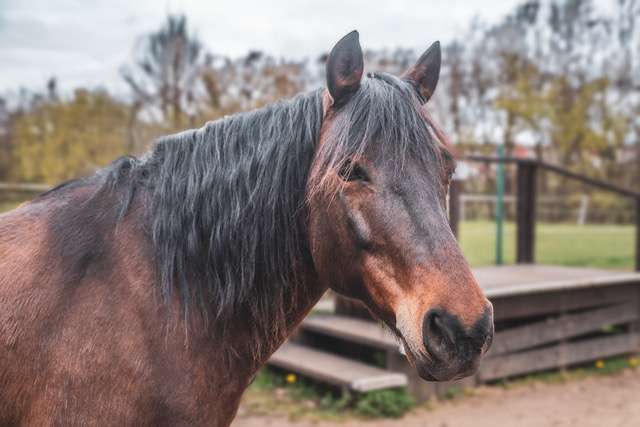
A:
459,220,635,270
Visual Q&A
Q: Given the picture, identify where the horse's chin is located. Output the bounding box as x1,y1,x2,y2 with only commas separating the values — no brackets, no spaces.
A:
397,340,480,382
414,355,481,382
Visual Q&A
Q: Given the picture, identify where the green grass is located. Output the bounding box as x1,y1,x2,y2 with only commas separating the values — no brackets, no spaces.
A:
459,220,635,270
243,368,414,420
0,202,20,213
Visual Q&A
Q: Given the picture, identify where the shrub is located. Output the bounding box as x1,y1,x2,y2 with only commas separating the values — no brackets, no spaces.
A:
353,388,415,418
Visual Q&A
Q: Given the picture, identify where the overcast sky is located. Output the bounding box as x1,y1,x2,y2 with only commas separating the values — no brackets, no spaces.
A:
0,0,521,93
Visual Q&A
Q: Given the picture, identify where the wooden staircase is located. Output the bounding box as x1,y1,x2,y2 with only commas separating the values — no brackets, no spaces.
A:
269,313,407,393
270,341,406,392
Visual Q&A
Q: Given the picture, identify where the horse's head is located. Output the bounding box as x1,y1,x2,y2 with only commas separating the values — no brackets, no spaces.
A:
307,31,493,382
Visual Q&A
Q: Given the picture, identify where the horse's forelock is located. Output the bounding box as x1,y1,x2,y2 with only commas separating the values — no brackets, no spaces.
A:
308,73,448,200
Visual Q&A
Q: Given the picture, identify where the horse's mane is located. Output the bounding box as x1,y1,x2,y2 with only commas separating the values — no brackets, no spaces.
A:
39,73,448,358
134,89,325,352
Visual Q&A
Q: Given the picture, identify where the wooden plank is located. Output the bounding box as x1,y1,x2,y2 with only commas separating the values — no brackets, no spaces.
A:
516,162,536,264
269,342,407,392
474,264,640,299
537,160,640,199
312,296,335,314
476,265,634,289
479,333,639,381
491,285,637,322
629,285,640,353
489,303,638,356
486,274,640,299
462,155,640,199
302,314,399,352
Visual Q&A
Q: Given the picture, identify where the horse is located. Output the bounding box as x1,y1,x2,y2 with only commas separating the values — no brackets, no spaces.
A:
0,31,493,426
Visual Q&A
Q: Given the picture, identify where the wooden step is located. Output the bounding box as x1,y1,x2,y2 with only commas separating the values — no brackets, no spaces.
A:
479,333,640,381
302,314,400,352
269,342,408,392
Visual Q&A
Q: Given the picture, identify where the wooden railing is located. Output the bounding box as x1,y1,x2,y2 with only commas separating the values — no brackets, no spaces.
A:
449,156,640,272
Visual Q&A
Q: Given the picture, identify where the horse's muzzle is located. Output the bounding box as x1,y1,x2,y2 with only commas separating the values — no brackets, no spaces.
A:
418,305,494,381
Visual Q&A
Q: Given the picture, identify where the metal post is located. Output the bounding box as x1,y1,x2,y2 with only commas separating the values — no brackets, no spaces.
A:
516,161,537,264
495,145,505,265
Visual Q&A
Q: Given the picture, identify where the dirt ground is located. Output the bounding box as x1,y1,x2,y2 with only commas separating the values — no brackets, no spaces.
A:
232,369,640,427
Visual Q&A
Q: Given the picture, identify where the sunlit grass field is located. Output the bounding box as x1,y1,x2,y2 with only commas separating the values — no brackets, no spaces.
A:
459,220,635,270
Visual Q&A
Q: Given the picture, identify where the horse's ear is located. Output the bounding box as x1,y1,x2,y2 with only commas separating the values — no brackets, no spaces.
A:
403,41,441,104
326,30,363,108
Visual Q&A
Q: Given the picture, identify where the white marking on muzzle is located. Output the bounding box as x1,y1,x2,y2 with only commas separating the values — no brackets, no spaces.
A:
398,342,406,355
395,302,425,359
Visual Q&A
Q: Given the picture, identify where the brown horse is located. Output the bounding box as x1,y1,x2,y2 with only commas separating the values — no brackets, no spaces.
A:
0,31,493,426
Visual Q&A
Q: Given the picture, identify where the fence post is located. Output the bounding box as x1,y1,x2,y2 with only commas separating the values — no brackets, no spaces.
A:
449,179,462,239
516,161,537,264
636,197,640,272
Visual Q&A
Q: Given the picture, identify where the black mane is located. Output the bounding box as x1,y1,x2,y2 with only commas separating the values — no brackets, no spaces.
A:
137,90,325,346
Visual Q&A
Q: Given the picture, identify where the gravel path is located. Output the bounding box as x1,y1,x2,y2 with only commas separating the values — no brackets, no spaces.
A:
233,369,640,427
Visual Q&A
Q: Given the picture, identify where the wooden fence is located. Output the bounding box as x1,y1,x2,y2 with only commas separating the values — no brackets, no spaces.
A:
449,156,640,271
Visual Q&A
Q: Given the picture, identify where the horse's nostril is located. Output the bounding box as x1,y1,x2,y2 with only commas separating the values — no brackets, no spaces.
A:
422,308,494,365
420,307,494,381
422,309,459,361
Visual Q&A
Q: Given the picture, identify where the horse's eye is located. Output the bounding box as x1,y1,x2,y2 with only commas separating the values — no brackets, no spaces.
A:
338,161,369,182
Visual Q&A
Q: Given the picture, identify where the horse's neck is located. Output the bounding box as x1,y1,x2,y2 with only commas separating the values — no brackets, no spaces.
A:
211,275,326,376
255,275,328,367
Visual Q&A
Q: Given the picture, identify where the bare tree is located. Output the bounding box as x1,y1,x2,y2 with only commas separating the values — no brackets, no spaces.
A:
121,15,209,130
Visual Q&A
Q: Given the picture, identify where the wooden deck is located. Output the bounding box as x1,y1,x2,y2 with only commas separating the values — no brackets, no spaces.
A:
475,265,640,297
475,265,640,382
269,265,640,398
